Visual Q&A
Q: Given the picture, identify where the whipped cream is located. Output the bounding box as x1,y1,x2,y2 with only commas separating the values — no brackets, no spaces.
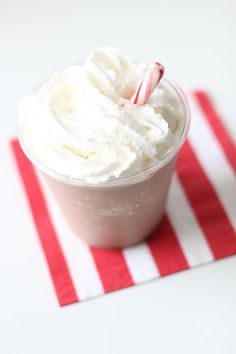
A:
19,47,184,184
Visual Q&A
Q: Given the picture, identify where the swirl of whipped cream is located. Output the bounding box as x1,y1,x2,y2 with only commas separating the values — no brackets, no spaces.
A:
19,47,184,184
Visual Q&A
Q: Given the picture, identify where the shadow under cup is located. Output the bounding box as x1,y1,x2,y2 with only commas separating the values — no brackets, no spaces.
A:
20,79,191,248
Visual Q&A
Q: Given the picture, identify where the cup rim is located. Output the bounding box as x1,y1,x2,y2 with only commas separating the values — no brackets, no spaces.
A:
19,78,191,189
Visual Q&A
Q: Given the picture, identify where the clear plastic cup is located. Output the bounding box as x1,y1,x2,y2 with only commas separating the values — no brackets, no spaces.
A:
19,79,190,248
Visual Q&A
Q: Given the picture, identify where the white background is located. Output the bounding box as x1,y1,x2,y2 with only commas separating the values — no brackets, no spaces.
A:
1,0,236,353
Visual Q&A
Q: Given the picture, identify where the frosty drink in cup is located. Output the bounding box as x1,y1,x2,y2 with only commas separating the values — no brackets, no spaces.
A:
18,48,190,248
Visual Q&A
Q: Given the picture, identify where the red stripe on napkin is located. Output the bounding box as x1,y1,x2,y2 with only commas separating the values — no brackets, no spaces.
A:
147,216,189,275
194,91,236,173
90,248,134,292
176,141,236,259
11,140,79,306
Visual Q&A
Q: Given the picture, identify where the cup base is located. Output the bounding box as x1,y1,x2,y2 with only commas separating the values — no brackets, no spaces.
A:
67,212,165,249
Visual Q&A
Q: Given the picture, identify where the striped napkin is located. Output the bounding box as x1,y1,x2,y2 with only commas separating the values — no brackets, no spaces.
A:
10,91,236,306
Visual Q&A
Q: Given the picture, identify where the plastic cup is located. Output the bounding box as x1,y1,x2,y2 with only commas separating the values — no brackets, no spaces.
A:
19,79,190,248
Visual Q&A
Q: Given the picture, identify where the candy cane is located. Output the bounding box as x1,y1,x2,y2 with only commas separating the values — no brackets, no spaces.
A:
130,62,164,105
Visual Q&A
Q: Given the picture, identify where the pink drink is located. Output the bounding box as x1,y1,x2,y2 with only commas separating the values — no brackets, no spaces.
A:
18,49,190,248
20,80,190,248
42,153,177,248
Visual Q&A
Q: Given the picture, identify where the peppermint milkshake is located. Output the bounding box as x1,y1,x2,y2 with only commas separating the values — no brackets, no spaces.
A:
18,48,190,248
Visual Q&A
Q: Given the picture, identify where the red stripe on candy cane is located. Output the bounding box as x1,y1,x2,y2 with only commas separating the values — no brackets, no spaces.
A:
132,81,143,104
144,66,154,104
130,62,164,105
155,62,164,81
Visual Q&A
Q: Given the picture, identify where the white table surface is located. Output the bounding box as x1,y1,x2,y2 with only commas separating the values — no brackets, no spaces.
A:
1,1,236,353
